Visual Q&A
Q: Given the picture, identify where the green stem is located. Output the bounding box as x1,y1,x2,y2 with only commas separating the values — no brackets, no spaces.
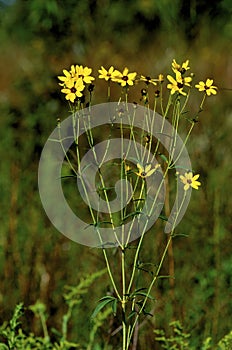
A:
122,248,127,350
70,107,121,300
107,81,111,102
126,163,169,295
169,121,194,168
153,94,172,159
103,248,121,300
126,233,173,349
40,311,49,340
127,190,187,346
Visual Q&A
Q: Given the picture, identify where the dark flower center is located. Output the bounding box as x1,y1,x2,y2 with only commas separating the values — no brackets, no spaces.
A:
187,179,192,184
144,76,151,85
177,82,184,89
122,76,128,81
71,87,76,93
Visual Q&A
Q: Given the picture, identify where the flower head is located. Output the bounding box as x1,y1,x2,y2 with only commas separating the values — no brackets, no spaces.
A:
140,75,157,86
167,74,182,95
180,172,201,191
61,79,85,103
98,66,119,81
167,71,192,95
58,65,94,87
158,74,164,83
136,163,160,178
75,65,95,84
58,69,74,87
179,73,192,87
172,59,190,74
195,79,217,96
112,67,137,87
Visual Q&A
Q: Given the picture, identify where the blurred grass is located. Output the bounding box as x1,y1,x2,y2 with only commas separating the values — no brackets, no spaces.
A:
0,0,232,348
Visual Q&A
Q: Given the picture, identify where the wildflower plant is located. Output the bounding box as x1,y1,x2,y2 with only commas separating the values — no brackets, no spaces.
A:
38,59,217,349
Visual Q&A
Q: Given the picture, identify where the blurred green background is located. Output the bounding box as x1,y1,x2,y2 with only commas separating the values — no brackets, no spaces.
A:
0,0,232,348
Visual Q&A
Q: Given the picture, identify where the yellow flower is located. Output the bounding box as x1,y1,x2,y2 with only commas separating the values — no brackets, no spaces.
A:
195,79,218,96
158,74,164,83
75,65,95,84
136,163,160,178
180,172,201,191
61,79,85,103
178,72,192,87
58,65,94,88
167,74,185,95
140,75,157,86
98,66,119,81
58,69,73,86
167,71,192,95
172,59,190,74
112,67,137,87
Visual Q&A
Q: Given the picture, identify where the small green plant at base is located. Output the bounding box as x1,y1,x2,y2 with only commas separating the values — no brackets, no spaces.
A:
0,293,231,349
154,320,191,350
154,321,232,350
217,330,232,350
0,270,107,349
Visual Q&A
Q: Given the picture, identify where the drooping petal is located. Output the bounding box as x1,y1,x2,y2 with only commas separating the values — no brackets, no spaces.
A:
145,164,152,173
146,168,156,177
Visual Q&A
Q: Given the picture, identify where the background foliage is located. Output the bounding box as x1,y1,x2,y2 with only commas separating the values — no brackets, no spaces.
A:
0,0,232,348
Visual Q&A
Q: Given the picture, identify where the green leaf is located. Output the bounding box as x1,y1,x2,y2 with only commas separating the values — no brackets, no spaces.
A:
60,175,77,179
142,309,153,317
112,299,118,316
95,241,117,248
128,310,137,319
157,275,173,279
158,214,168,221
121,211,141,222
159,154,169,163
172,232,189,238
0,344,9,350
134,291,154,299
99,295,117,302
131,288,154,300
91,296,117,319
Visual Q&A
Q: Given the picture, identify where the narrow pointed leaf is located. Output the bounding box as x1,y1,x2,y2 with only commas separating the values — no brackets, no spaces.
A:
91,299,114,319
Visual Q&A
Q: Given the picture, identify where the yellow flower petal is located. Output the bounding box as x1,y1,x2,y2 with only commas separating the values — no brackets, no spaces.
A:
192,174,200,181
136,163,143,172
146,168,156,177
206,79,213,87
123,67,129,75
145,164,152,173
167,75,176,84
